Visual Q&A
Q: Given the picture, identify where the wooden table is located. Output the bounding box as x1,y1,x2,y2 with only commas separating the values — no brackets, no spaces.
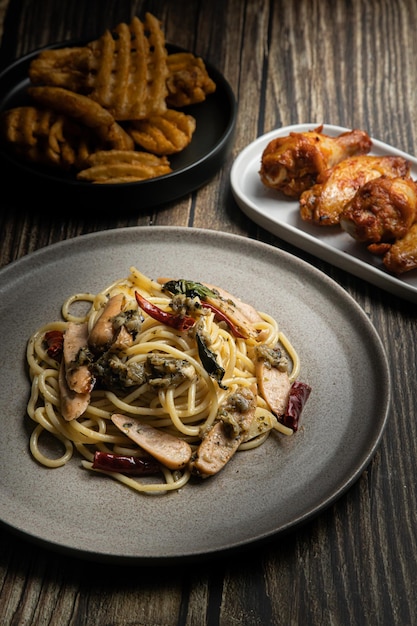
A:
0,1,416,624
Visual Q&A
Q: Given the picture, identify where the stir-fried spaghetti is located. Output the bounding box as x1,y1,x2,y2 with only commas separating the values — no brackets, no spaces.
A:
26,266,309,495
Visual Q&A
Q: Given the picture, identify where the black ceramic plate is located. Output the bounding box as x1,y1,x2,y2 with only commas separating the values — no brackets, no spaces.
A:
0,43,236,209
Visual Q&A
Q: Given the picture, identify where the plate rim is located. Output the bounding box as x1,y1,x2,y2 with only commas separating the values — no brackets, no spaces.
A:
230,123,417,303
0,226,391,564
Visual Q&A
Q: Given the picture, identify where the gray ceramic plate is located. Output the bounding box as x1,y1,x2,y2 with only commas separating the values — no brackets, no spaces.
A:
0,227,390,564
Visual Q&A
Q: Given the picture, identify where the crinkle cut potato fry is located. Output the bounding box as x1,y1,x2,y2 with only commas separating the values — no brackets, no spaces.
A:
29,13,169,121
87,13,169,121
127,109,196,155
76,150,172,183
28,86,134,150
166,52,217,107
0,106,104,170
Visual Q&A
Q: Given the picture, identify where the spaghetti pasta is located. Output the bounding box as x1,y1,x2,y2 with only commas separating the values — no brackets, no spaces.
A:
26,266,310,495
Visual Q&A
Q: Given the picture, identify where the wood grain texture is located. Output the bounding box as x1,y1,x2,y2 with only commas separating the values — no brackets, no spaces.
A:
1,1,416,625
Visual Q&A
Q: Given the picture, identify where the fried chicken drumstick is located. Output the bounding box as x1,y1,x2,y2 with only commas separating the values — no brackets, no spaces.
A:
382,222,417,274
340,176,417,243
337,175,417,275
299,155,410,226
259,125,372,197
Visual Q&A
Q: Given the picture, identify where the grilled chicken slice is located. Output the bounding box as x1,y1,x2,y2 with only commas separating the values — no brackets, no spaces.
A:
203,283,264,327
340,176,417,243
256,360,291,417
58,359,90,421
259,126,372,197
300,155,410,226
88,293,126,352
190,387,256,477
382,222,417,274
63,322,94,394
202,283,271,341
111,414,192,470
203,289,259,340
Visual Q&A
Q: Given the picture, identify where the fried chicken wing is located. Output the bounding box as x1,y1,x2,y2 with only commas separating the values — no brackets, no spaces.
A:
259,126,372,197
382,222,417,274
299,155,410,226
340,176,417,243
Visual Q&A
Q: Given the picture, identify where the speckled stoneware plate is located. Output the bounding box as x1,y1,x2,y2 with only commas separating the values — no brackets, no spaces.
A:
0,227,390,565
231,123,417,303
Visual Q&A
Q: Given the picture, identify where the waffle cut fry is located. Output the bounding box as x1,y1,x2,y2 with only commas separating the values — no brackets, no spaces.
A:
166,52,216,107
28,86,134,149
29,14,169,121
0,106,106,170
76,149,172,183
127,109,196,155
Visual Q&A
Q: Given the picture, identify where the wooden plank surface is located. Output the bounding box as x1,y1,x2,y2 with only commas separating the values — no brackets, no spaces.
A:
0,1,416,625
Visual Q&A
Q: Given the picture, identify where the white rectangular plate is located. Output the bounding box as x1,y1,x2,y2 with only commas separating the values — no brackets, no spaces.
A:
231,123,417,303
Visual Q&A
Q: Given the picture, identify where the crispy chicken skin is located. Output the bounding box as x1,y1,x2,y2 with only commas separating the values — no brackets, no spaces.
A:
259,125,372,198
382,222,417,274
340,176,417,243
299,155,410,226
